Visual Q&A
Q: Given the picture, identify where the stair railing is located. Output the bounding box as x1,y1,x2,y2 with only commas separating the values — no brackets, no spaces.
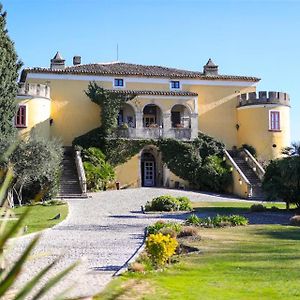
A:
75,150,87,195
239,149,265,181
225,150,252,198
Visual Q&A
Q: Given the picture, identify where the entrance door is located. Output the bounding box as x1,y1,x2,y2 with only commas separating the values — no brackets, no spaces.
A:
144,161,155,186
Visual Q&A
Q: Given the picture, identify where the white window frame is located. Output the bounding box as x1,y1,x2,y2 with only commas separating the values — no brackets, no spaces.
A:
269,110,281,131
170,80,181,91
113,78,125,88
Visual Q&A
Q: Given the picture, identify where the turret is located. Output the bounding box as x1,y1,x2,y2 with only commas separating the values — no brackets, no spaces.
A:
50,51,65,70
203,58,218,75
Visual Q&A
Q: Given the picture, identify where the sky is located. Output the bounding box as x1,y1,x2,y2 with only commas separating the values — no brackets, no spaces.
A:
2,0,299,141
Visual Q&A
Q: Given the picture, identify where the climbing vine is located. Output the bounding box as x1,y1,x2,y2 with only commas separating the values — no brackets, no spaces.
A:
73,83,232,193
85,82,136,136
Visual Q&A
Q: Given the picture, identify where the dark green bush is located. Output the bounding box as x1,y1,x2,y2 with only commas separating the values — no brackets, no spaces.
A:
250,204,267,212
145,195,192,212
145,195,179,212
177,196,193,211
82,147,115,191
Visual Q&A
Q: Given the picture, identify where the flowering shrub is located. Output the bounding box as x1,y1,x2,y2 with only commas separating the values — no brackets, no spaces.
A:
146,233,178,267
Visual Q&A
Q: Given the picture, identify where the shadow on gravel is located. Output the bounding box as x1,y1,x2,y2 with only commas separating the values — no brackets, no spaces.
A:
92,265,121,272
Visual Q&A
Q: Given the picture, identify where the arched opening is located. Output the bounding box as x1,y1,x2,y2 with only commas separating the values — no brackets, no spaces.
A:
171,104,191,128
143,104,162,128
117,103,135,128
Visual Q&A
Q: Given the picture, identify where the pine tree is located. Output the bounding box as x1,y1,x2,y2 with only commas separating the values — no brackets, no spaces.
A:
0,3,21,137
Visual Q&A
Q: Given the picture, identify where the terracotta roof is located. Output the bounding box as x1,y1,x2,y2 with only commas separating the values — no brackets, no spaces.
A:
108,89,198,97
21,62,260,82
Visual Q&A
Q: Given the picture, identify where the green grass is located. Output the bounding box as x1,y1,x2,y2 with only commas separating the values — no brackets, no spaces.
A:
192,201,290,214
1,203,68,236
96,202,300,300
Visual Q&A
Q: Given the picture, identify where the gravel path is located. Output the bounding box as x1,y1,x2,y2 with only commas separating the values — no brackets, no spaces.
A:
6,188,287,299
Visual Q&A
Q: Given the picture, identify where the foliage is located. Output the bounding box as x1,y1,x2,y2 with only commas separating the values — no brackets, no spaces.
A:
176,196,193,211
185,214,248,227
250,204,267,212
10,137,63,205
85,82,135,136
82,147,115,191
0,4,22,137
97,225,300,300
282,142,300,157
0,148,76,299
185,214,201,226
145,233,178,267
145,195,192,212
147,220,182,236
262,155,300,207
241,144,257,157
158,136,232,192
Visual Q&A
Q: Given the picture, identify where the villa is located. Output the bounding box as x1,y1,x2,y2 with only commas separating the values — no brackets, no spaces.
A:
15,52,291,198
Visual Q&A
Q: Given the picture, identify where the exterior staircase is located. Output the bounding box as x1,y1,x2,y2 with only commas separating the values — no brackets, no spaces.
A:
57,147,87,199
227,150,265,200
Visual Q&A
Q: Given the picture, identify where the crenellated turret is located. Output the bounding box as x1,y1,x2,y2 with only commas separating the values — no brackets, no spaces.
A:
238,91,290,107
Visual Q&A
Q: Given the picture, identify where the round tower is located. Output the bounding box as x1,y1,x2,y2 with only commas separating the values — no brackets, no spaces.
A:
237,91,291,162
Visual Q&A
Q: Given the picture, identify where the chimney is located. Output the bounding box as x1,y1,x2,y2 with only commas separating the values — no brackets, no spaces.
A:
50,51,65,70
203,58,218,75
73,56,81,65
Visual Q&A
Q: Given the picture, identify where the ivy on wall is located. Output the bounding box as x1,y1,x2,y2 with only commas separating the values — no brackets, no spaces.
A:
85,82,135,136
73,82,232,193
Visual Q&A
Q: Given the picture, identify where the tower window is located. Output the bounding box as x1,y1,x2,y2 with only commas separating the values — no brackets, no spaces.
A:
114,78,124,87
15,105,27,128
269,111,280,131
170,81,180,89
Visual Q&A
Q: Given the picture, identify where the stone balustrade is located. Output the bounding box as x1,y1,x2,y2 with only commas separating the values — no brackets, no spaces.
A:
238,91,290,107
17,83,50,99
113,127,192,140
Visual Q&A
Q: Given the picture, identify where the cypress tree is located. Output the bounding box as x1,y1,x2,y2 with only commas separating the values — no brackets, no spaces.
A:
0,3,21,137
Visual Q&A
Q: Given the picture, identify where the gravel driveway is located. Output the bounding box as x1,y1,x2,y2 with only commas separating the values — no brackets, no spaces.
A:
6,188,281,299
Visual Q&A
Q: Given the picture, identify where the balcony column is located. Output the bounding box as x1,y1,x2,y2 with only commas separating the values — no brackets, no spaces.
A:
190,113,199,139
135,111,143,138
162,112,172,138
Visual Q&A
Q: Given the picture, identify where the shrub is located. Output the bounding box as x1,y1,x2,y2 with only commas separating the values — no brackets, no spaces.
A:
159,227,177,238
145,195,192,212
185,214,201,226
185,214,248,228
177,196,193,211
290,215,300,226
250,204,267,212
146,233,178,267
82,147,115,191
177,226,198,238
147,220,182,236
145,195,179,211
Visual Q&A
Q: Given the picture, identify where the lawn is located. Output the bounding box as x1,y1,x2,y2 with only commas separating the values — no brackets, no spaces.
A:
0,203,68,236
96,202,300,300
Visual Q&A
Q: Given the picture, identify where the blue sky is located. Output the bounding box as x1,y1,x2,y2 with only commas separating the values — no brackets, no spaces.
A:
2,0,299,141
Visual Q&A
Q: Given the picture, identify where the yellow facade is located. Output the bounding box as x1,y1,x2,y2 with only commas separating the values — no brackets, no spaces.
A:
237,105,290,161
18,57,291,197
16,95,51,139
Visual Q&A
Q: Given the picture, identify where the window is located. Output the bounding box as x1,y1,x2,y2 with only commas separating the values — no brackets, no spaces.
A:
15,105,27,128
269,111,280,131
170,81,180,89
114,78,124,87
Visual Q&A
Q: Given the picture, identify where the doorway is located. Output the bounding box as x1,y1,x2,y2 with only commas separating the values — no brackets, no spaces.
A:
141,152,156,187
